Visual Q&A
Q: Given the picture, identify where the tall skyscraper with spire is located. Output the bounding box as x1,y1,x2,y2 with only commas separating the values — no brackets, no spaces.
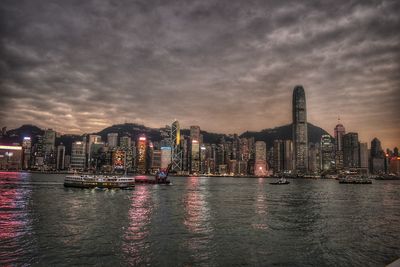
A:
334,117,346,170
292,85,308,173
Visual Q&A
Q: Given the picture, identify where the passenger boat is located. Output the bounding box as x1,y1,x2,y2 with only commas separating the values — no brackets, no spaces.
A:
270,178,290,185
64,174,135,189
338,176,372,184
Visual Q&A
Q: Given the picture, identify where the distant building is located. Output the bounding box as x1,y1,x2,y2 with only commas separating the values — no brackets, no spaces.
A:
308,143,320,173
151,150,161,172
112,149,126,171
320,135,335,172
334,122,346,170
107,133,118,149
191,140,200,173
120,136,131,149
0,145,23,170
161,146,172,169
22,137,32,170
136,136,147,174
87,134,102,168
359,142,369,172
273,140,284,174
56,143,66,170
292,85,308,173
254,141,267,176
43,129,56,169
170,120,183,172
389,157,400,175
70,141,86,170
190,126,201,142
343,132,359,168
370,137,385,174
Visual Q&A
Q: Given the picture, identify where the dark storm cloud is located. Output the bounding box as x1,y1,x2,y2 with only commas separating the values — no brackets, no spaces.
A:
0,0,399,148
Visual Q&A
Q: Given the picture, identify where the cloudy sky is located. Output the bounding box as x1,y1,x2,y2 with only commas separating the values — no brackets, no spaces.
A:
1,0,399,148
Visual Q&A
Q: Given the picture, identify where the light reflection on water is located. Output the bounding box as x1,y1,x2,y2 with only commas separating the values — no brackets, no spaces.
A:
123,185,153,266
252,178,268,230
0,172,35,265
183,177,214,265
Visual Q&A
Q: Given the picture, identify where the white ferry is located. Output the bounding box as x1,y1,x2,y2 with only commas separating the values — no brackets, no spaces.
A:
64,174,135,189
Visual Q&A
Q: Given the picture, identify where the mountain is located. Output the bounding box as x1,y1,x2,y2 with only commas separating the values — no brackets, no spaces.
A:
240,123,331,147
0,124,44,144
2,122,331,149
95,123,162,142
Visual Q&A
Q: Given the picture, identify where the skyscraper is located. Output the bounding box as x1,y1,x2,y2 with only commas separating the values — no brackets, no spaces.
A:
107,133,118,149
171,120,182,172
343,132,359,168
22,137,32,170
320,135,335,171
190,126,201,142
70,141,86,170
292,85,308,173
136,136,147,174
334,121,346,170
56,143,66,170
191,140,200,173
254,141,267,176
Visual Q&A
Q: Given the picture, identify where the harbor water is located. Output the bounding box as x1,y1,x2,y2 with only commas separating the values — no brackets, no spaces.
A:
0,172,399,266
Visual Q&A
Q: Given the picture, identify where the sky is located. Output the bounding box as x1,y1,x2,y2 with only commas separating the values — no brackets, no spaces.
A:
0,0,399,149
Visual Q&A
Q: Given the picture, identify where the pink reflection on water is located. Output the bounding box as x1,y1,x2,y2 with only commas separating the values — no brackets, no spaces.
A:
252,178,268,230
123,185,153,265
0,172,32,264
183,177,213,262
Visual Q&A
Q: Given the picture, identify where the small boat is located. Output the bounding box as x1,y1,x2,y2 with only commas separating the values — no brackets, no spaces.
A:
270,178,290,185
64,174,135,189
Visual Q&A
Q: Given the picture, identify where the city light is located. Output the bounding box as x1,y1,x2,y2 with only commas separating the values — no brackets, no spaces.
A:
0,145,22,150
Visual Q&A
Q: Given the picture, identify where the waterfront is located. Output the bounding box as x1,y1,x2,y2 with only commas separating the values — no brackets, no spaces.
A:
1,172,399,266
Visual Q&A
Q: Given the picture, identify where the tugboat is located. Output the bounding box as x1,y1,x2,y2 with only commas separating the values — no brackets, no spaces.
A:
64,174,135,189
135,164,172,185
270,177,290,185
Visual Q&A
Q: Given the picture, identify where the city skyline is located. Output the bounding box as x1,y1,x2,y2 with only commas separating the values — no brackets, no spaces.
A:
1,0,399,149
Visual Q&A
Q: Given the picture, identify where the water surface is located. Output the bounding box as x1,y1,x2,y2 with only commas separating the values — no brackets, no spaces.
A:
0,172,399,266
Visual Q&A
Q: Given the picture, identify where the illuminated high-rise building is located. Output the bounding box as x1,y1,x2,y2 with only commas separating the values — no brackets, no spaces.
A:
22,137,32,169
308,143,320,173
56,143,66,170
320,135,335,171
70,141,86,170
136,135,147,174
87,134,102,169
190,140,200,173
43,129,56,169
254,141,267,176
292,85,308,173
161,146,172,169
171,120,182,172
334,120,346,170
112,149,126,171
273,140,284,174
283,140,294,171
120,136,131,149
107,133,118,149
190,126,201,142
